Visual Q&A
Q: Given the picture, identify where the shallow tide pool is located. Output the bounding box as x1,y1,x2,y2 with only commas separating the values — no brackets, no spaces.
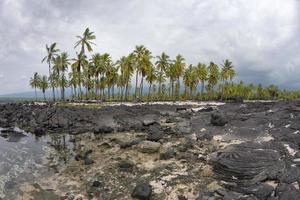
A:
0,127,73,199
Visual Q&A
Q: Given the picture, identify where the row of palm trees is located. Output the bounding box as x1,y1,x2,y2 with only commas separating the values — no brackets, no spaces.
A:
30,27,300,101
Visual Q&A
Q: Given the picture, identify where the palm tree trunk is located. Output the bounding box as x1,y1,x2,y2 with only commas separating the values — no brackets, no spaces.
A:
35,87,37,101
177,77,180,100
43,89,46,101
201,80,205,94
148,82,152,100
140,76,144,99
48,62,55,101
62,71,65,101
135,71,139,99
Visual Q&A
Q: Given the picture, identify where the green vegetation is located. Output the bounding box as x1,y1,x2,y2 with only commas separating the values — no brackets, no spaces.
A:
30,28,300,102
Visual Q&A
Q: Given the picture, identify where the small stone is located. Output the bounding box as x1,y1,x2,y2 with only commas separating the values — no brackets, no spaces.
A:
34,127,46,136
119,160,134,172
131,183,152,200
92,181,103,187
137,141,161,153
160,149,176,160
84,157,94,165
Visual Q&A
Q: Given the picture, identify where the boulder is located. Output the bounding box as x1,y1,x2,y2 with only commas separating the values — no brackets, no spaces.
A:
147,124,163,142
137,141,161,153
210,112,227,126
210,141,287,198
131,183,152,200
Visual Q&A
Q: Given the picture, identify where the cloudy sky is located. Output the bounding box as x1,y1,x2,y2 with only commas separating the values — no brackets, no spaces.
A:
0,0,300,95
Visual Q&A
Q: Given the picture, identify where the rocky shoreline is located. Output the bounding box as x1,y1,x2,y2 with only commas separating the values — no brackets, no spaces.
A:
1,101,300,199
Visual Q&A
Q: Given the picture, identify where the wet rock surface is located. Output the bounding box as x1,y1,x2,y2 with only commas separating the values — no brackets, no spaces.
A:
1,101,300,199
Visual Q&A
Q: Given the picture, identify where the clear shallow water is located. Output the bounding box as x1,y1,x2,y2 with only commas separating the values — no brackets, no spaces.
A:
0,127,73,199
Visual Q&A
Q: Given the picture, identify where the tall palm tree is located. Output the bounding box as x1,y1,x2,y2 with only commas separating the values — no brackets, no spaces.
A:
75,27,96,55
146,64,157,100
71,52,88,99
52,52,70,100
139,49,152,98
42,43,59,101
207,62,219,96
183,64,198,99
133,45,146,99
173,54,185,100
155,52,170,97
116,54,135,100
38,75,49,100
29,72,41,101
196,63,207,94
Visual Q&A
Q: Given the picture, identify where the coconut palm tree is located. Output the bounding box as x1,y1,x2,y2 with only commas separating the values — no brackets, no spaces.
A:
207,62,219,97
42,43,59,101
71,52,88,99
183,64,198,99
173,54,185,100
75,27,96,55
52,52,70,100
139,49,153,98
38,75,49,100
155,52,170,97
146,64,157,100
196,63,207,95
116,54,135,100
133,45,146,99
29,72,41,101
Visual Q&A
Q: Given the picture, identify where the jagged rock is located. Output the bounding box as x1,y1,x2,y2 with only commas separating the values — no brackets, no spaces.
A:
210,112,228,126
131,183,152,200
137,141,161,153
147,124,163,142
210,141,287,198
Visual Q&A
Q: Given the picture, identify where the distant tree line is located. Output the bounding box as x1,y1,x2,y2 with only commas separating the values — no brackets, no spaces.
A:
30,28,300,101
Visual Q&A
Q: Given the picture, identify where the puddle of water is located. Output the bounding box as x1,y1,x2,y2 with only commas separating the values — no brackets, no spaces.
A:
0,127,74,199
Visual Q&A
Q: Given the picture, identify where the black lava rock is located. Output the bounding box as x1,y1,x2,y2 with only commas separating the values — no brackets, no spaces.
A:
33,127,46,136
210,112,228,126
84,157,94,165
94,126,114,134
131,183,152,200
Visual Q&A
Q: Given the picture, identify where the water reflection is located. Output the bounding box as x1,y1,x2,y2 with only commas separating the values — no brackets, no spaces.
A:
0,127,75,199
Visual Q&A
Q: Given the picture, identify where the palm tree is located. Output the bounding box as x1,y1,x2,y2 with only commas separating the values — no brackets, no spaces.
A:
42,43,59,101
133,45,146,99
207,62,219,96
165,63,177,100
139,49,153,98
116,54,135,100
146,64,157,100
71,52,88,99
38,75,49,100
183,64,198,99
196,63,207,94
155,52,170,97
29,72,41,101
52,52,70,100
75,27,96,55
173,54,185,100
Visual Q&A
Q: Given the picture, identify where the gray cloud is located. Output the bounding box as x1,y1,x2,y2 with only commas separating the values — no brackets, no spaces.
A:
0,0,300,94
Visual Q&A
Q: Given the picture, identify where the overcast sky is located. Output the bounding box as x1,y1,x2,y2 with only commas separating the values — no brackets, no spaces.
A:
0,0,300,95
